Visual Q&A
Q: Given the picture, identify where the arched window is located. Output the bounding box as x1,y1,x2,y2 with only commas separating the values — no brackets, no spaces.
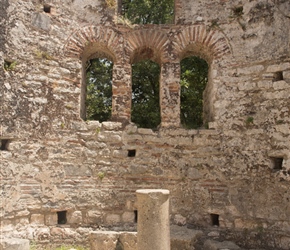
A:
82,57,113,121
120,0,174,24
180,56,209,129
131,59,161,129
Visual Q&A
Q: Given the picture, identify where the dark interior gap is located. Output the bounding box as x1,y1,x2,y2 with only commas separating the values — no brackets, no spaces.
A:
43,5,51,13
134,210,138,223
273,71,283,81
1,139,9,151
271,157,283,171
57,211,67,224
128,149,136,157
210,213,219,227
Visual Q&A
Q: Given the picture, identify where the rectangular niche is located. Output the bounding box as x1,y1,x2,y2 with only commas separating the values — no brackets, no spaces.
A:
271,157,284,171
273,71,283,81
210,213,219,227
128,149,136,157
57,211,67,225
0,139,10,151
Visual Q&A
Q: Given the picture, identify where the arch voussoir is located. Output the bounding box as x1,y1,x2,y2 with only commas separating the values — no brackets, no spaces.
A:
64,25,123,61
173,25,231,61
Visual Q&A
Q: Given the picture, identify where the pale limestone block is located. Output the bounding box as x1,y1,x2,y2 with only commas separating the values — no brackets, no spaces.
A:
237,65,264,75
237,81,256,91
273,80,288,90
86,210,102,224
105,214,121,224
267,62,290,72
67,211,82,224
283,70,290,80
0,238,29,250
87,120,101,130
45,213,57,226
119,232,137,250
30,214,44,224
89,231,119,250
15,210,30,217
102,121,122,130
50,227,65,236
137,128,155,135
122,211,135,223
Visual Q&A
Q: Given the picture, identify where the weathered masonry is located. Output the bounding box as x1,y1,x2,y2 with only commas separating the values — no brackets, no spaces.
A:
0,0,290,249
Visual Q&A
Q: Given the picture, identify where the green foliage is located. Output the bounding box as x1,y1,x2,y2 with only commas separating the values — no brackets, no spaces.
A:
86,58,113,121
180,56,208,129
4,60,17,71
122,0,174,24
131,60,161,129
97,171,105,180
245,116,254,126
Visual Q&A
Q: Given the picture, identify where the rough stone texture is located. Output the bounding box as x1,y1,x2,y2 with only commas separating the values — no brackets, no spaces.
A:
0,238,30,250
204,239,241,250
170,225,203,250
0,0,290,249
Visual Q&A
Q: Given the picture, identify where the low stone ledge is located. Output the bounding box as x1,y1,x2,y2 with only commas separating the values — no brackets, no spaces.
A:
203,239,241,250
90,226,203,250
89,231,137,250
0,238,30,250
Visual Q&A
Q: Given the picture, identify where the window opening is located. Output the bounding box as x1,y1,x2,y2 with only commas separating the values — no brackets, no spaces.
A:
180,56,209,129
84,58,113,121
273,71,283,81
120,0,174,24
57,211,67,224
131,59,161,129
271,157,283,171
210,213,219,227
43,4,51,13
128,149,136,157
0,139,9,151
134,210,138,223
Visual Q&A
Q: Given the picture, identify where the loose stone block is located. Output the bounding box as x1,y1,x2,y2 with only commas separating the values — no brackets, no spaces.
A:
119,232,138,250
0,238,30,250
136,189,170,250
89,231,119,250
171,225,203,250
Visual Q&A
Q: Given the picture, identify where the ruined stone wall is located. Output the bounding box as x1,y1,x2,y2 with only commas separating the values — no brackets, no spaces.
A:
1,0,290,249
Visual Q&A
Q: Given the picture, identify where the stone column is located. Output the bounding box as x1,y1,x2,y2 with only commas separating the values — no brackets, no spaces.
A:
136,189,170,250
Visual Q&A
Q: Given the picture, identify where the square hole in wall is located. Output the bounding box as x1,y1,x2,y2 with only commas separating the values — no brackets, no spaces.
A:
134,210,138,223
273,71,283,81
57,211,67,224
128,149,136,157
210,214,219,227
43,4,51,13
271,157,283,171
1,139,10,151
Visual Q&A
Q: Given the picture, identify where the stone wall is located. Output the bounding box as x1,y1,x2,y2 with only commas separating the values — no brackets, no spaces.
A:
1,0,290,249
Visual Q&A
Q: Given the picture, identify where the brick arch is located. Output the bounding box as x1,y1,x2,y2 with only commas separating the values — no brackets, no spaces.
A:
125,29,170,64
64,25,123,62
173,25,231,62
